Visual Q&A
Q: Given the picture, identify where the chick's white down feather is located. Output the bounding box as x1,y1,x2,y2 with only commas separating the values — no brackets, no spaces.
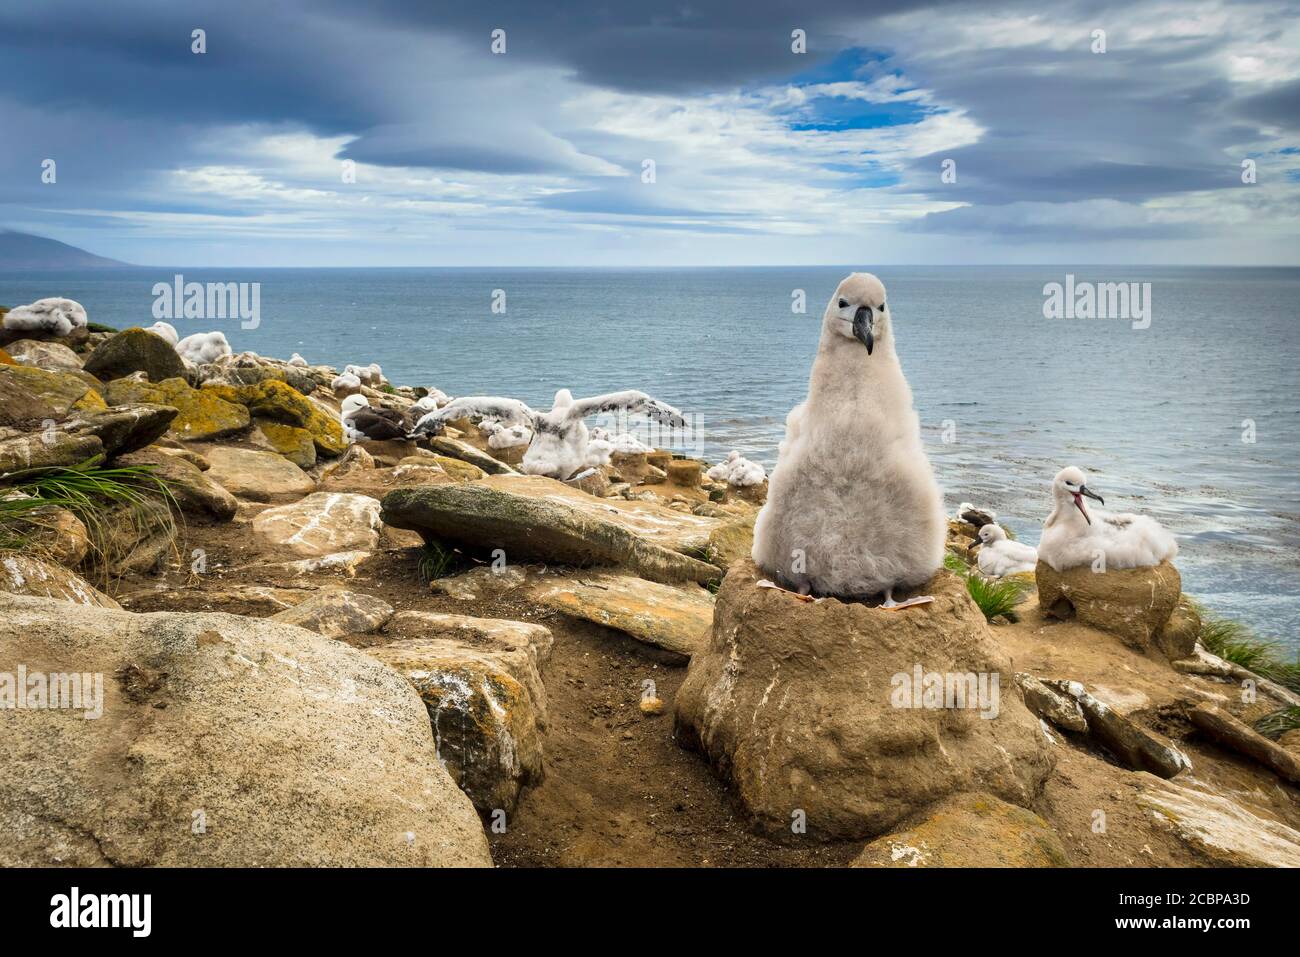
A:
1037,466,1178,572
2,298,88,337
974,525,1038,578
175,331,232,364
145,321,179,345
752,272,945,597
707,450,767,487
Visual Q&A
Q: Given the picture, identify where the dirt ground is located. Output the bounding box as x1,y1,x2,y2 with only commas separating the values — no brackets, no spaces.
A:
119,510,1300,868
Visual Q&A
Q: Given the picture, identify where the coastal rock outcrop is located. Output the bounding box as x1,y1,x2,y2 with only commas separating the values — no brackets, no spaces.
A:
381,482,721,586
269,587,394,638
103,377,249,442
0,592,492,866
202,380,345,456
4,339,84,372
115,448,237,521
1035,560,1197,660
673,559,1054,841
0,365,104,426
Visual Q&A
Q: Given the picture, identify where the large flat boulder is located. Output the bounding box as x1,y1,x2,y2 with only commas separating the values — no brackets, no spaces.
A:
202,380,345,456
4,339,84,372
0,592,491,867
0,431,104,479
83,327,186,383
1036,560,1195,660
528,572,712,658
1138,778,1300,867
203,447,315,503
851,792,1069,867
381,482,721,586
252,491,382,557
674,559,1054,841
60,403,178,457
481,474,721,554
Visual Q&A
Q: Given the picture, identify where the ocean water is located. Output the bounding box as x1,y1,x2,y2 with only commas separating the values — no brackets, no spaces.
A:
3,265,1298,653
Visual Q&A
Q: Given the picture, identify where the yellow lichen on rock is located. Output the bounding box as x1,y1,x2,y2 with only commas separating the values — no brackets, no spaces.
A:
103,376,249,441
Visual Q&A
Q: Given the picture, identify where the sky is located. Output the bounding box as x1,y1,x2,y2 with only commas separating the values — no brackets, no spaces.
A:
1,0,1297,267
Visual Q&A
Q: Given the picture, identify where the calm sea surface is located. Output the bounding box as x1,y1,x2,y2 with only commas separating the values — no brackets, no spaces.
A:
3,266,1298,653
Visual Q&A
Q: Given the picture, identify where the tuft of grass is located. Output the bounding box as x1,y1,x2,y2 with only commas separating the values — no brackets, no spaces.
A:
964,573,1028,623
1253,706,1300,740
1188,599,1300,694
417,540,462,582
944,549,1027,622
0,461,180,586
86,322,119,333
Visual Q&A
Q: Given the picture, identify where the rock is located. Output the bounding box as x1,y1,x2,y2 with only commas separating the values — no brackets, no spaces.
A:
705,512,756,567
82,327,187,383
0,592,490,866
0,365,103,426
358,438,422,466
0,431,104,479
850,792,1068,867
666,458,703,487
253,549,372,578
1015,672,1088,733
528,573,712,659
0,347,13,364
60,404,178,457
202,380,345,456
1173,646,1300,708
610,450,651,482
253,418,316,468
673,559,1054,841
1045,679,1189,778
252,491,382,558
430,454,486,482
381,482,721,586
388,610,553,724
114,448,237,521
195,352,321,395
1036,560,1193,660
4,339,84,372
103,377,250,442
368,634,546,813
0,551,120,608
1138,778,1300,867
90,499,176,577
203,447,315,503
269,588,394,638
0,499,91,566
1280,730,1300,755
428,435,519,475
1188,704,1300,784
321,443,374,480
429,564,529,600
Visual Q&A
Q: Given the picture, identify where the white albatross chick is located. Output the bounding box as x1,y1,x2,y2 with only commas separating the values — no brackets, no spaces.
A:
973,524,1038,578
144,321,178,345
288,352,308,367
1037,466,1178,572
751,272,945,605
332,371,362,395
175,330,232,364
708,450,767,487
411,388,686,480
2,298,88,337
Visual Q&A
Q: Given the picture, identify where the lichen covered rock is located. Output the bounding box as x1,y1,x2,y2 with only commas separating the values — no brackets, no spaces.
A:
103,377,249,442
82,327,186,383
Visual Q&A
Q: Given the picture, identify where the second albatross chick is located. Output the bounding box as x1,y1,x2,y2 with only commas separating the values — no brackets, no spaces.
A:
1037,466,1178,571
340,394,413,442
752,272,945,606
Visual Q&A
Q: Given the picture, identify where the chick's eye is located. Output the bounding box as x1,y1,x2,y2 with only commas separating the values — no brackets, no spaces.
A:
879,302,886,310
838,299,849,309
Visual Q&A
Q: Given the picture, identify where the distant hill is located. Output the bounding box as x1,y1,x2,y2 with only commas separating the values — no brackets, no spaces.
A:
0,230,130,269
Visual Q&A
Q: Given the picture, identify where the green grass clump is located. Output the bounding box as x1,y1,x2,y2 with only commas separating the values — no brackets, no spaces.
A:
1253,706,1300,740
943,549,1027,623
1189,599,1300,694
86,322,119,333
417,540,462,582
0,461,179,584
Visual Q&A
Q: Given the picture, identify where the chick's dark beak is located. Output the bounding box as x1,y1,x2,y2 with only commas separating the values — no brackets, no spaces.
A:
852,305,874,354
1079,484,1104,505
